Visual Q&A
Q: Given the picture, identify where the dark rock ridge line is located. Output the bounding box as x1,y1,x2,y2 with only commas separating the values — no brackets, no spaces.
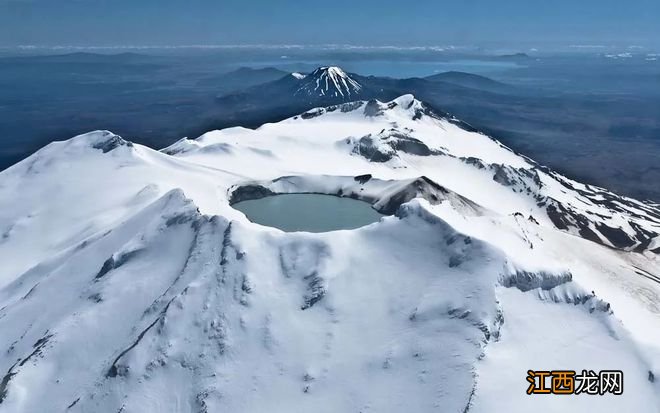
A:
0,332,53,404
346,128,444,163
105,204,221,379
278,239,331,310
228,185,276,205
460,154,660,253
92,133,133,153
227,174,481,217
85,96,659,254
300,95,659,254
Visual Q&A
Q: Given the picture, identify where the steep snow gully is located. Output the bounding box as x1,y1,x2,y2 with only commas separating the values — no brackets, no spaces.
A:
0,95,659,412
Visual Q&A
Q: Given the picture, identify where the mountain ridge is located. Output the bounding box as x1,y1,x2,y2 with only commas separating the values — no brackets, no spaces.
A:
294,66,363,99
0,95,659,412
425,71,514,93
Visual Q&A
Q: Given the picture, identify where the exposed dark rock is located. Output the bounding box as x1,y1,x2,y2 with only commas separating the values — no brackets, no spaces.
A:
107,298,176,378
1,333,54,404
88,292,103,303
380,176,478,216
300,102,363,118
631,222,658,252
241,275,253,294
489,164,544,195
447,308,471,319
388,132,433,156
595,223,636,249
352,129,438,163
546,203,571,231
0,362,18,404
420,104,453,123
355,136,394,162
460,157,486,170
21,283,39,300
363,99,384,117
162,140,233,156
501,270,572,292
631,266,660,285
339,101,363,112
219,222,233,271
354,174,372,184
578,226,603,245
67,397,81,409
95,250,141,280
301,272,325,310
492,165,515,187
165,211,198,227
301,108,325,119
228,184,275,204
544,197,652,252
278,240,329,309
448,255,463,268
92,133,133,153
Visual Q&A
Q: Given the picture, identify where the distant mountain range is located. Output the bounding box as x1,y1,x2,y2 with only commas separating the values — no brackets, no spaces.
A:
209,65,519,130
2,53,660,203
217,66,372,107
425,71,515,94
216,65,516,103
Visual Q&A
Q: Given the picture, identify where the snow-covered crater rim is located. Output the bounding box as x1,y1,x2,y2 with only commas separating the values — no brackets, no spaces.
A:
227,173,482,217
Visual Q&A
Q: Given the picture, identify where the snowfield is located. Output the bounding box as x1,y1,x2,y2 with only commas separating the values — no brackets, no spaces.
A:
0,94,659,412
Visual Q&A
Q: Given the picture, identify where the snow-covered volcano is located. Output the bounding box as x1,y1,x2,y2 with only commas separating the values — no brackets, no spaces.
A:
1,95,660,412
294,66,363,99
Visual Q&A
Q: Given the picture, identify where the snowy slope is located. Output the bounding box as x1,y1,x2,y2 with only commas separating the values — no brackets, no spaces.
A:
294,66,363,99
0,96,660,412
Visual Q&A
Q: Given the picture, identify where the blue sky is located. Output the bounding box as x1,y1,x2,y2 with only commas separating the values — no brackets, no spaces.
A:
1,0,658,48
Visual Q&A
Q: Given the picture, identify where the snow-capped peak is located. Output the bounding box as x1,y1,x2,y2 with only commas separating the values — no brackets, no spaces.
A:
295,66,362,99
2,92,660,412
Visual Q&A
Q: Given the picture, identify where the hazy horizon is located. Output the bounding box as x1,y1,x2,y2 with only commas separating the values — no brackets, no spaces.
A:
1,0,659,49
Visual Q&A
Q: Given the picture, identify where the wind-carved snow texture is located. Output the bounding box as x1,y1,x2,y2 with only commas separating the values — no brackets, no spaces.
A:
0,91,660,412
278,239,330,310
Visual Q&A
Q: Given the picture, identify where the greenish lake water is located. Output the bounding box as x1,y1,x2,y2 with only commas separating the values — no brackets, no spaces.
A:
232,193,383,232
